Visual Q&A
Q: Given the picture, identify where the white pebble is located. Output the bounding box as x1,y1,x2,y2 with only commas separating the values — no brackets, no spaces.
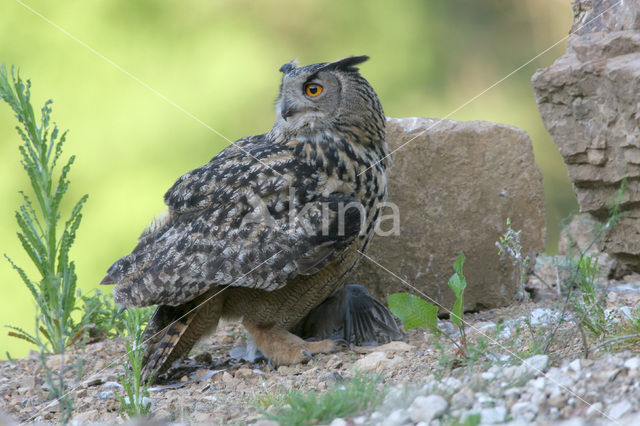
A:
381,409,410,426
480,406,507,424
523,354,549,375
608,400,632,420
569,359,582,373
511,401,539,422
409,394,448,423
624,357,640,370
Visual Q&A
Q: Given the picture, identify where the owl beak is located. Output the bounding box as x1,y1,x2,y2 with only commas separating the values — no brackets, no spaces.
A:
281,101,295,121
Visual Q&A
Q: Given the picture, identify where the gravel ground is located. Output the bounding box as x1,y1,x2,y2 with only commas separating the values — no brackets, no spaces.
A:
2,267,640,425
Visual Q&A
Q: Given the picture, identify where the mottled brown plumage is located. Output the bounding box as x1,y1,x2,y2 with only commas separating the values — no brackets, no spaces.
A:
101,56,389,382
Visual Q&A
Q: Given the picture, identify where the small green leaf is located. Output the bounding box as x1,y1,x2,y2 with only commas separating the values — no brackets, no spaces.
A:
387,293,440,335
448,253,466,327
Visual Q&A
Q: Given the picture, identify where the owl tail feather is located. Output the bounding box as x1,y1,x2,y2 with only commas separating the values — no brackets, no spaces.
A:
141,290,225,383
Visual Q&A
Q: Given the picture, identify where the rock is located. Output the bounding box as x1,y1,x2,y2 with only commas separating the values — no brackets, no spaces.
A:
253,420,280,426
235,368,254,378
532,0,640,272
329,418,348,426
480,406,507,424
97,390,114,400
608,400,633,420
409,394,448,423
277,365,297,375
523,354,549,375
511,401,539,422
382,409,411,426
450,388,474,410
221,371,234,383
529,308,565,326
569,359,582,373
503,356,547,383
440,377,462,392
45,354,68,371
349,117,546,311
624,357,640,370
72,409,99,423
586,402,604,418
375,341,415,353
559,214,629,279
353,351,391,373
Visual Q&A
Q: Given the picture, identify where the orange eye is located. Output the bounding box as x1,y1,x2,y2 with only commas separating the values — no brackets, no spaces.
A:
305,83,323,97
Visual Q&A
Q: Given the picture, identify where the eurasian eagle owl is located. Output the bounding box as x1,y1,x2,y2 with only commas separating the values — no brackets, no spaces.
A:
101,56,389,381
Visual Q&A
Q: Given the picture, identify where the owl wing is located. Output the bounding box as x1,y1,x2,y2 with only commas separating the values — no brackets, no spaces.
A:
101,135,363,307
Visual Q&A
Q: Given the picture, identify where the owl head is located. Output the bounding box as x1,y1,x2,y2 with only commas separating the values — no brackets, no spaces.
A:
271,56,384,139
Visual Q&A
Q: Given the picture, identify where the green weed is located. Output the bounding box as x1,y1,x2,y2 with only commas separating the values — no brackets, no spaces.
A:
259,373,384,426
115,307,153,419
0,65,88,353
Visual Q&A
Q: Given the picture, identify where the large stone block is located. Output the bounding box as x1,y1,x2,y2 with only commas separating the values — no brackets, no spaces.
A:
350,117,546,312
532,0,640,271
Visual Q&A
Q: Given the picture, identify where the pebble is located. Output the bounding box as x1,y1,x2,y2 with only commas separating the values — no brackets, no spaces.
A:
235,368,253,378
353,351,391,373
569,359,582,373
450,389,474,410
608,399,632,419
329,418,347,426
480,406,507,424
376,341,415,353
529,308,561,325
586,402,604,418
102,381,122,389
511,401,539,422
72,409,98,423
382,408,410,426
523,354,549,375
253,420,279,426
624,357,640,370
440,376,461,392
277,365,297,375
97,390,114,400
221,371,234,383
409,395,448,423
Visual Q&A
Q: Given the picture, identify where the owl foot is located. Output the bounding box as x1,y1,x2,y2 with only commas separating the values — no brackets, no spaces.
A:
244,320,342,367
301,349,314,361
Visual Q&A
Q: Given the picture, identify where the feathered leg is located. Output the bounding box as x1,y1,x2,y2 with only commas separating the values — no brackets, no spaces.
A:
141,289,225,383
243,320,338,366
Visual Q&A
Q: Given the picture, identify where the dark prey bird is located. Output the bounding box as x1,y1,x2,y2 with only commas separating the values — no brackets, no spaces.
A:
293,284,404,346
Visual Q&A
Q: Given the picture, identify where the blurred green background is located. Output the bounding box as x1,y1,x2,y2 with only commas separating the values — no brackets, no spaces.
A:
0,0,576,359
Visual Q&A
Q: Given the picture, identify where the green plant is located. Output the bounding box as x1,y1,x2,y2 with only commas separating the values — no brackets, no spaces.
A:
258,373,384,426
0,65,88,353
570,255,614,339
539,180,628,357
34,315,80,424
80,289,151,340
388,253,470,358
496,218,530,299
116,307,153,419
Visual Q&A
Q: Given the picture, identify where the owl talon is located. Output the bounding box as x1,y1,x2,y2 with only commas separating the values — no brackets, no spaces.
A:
301,349,314,361
333,338,350,349
267,358,275,371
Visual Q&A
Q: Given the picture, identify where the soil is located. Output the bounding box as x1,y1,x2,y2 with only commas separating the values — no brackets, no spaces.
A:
2,265,640,425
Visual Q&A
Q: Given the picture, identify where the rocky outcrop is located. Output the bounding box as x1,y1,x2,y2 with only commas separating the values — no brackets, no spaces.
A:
350,117,546,312
532,0,640,272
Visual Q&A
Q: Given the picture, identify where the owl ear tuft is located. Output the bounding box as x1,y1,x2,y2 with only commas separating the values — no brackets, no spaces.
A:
279,60,298,74
321,56,370,73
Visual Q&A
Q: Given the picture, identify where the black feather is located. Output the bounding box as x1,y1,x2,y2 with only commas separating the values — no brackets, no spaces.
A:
279,60,297,74
320,56,370,73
